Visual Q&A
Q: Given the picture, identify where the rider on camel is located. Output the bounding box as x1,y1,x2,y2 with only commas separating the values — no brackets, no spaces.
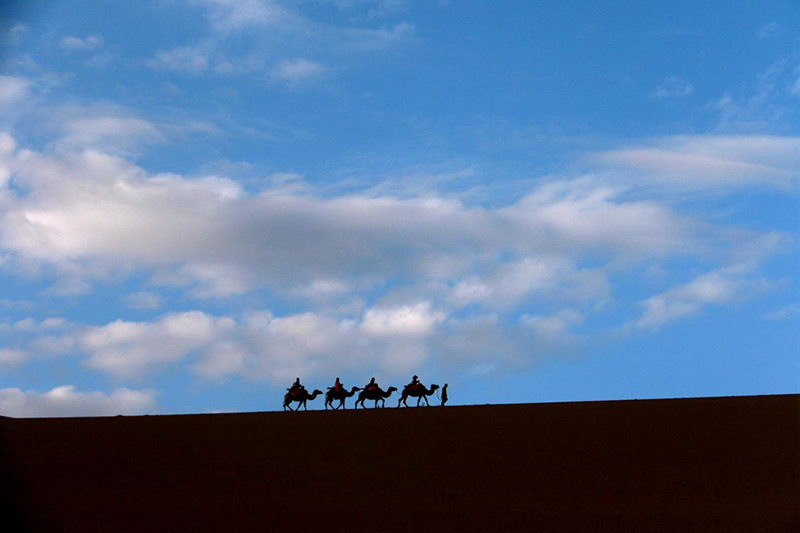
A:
288,377,304,396
366,377,378,391
406,374,420,391
333,377,343,393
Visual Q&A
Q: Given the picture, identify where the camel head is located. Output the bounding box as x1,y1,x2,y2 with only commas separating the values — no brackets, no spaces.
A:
387,386,398,393
430,384,440,392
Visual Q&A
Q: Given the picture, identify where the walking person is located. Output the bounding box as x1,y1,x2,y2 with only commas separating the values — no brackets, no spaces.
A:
441,383,448,406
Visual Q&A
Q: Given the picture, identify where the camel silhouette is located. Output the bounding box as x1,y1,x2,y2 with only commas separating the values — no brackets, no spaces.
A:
324,386,361,410
398,383,439,407
283,389,323,411
354,386,398,409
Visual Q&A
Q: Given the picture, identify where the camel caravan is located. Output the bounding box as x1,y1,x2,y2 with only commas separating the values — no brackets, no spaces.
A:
283,376,449,411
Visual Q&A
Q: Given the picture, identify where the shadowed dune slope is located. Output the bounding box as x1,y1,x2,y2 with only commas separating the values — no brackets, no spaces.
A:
1,395,797,532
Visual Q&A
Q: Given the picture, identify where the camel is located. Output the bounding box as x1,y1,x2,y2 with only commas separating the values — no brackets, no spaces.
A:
398,383,439,407
354,386,398,409
283,388,323,411
324,386,361,410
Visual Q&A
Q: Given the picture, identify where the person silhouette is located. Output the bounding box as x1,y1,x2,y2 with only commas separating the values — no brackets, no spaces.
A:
406,375,419,390
441,383,448,406
333,377,342,393
366,377,378,391
288,377,303,396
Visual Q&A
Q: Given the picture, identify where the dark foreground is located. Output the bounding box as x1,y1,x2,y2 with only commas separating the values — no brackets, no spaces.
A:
1,395,797,532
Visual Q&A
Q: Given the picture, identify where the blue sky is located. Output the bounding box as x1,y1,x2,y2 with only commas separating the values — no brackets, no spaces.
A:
0,0,797,416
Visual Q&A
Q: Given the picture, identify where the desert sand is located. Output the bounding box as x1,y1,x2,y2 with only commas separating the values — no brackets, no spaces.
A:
1,394,797,532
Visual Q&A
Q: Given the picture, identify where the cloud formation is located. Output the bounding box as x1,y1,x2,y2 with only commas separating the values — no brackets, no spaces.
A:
649,77,693,100
634,267,771,331
0,136,706,302
148,0,414,77
61,35,104,51
0,75,29,108
595,135,800,192
271,58,326,86
0,385,156,418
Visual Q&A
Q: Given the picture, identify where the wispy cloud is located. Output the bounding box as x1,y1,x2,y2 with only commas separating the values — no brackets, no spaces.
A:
595,135,800,192
757,22,783,40
123,291,163,310
61,34,104,51
634,267,772,331
0,75,30,108
649,76,693,100
2,23,28,46
271,58,327,87
148,0,414,78
763,304,800,321
713,59,799,131
197,0,290,32
147,43,212,74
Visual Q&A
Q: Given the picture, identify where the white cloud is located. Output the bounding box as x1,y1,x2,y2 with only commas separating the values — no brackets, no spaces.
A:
0,348,26,366
0,132,17,188
361,302,445,336
85,51,115,68
166,0,415,79
198,0,289,32
61,35,104,51
57,116,163,154
595,135,800,191
0,131,787,380
0,138,705,300
81,311,234,377
123,291,163,310
271,58,327,86
0,75,30,109
0,385,156,417
521,308,583,344
49,306,439,381
634,268,770,330
712,60,798,131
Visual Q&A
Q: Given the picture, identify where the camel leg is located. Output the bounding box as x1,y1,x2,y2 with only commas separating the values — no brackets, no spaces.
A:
422,395,430,406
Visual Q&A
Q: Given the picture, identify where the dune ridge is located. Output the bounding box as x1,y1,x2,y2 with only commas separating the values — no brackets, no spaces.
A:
1,394,797,532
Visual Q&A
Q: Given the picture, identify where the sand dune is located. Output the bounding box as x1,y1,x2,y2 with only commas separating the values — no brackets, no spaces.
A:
1,394,797,532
